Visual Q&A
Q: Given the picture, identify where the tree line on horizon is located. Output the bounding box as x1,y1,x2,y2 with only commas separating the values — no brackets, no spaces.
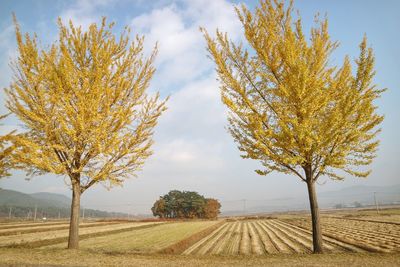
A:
0,205,129,220
151,190,221,219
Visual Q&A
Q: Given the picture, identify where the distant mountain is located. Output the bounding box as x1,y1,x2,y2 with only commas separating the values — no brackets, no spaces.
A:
30,192,71,208
0,188,129,219
0,188,52,208
221,184,400,216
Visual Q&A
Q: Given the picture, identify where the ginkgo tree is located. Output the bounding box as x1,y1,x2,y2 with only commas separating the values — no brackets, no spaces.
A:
203,0,384,253
6,17,167,249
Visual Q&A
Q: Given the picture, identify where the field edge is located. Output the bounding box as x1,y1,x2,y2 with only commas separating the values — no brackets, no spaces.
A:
0,248,399,267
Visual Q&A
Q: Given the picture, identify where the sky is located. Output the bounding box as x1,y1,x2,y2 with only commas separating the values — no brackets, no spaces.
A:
0,0,399,215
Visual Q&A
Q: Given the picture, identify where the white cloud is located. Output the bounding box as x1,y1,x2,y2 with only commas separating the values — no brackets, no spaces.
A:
161,76,225,130
123,0,245,196
182,0,243,38
156,138,224,167
59,0,114,29
144,75,229,178
130,0,243,91
121,0,244,184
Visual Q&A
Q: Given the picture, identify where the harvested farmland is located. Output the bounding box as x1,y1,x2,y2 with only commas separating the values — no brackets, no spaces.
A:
0,221,69,230
0,221,121,236
2,215,399,257
283,217,400,253
46,220,220,253
182,218,400,255
0,221,163,247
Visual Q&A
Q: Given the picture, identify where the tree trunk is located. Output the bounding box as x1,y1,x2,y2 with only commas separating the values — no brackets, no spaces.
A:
305,172,324,253
68,181,81,249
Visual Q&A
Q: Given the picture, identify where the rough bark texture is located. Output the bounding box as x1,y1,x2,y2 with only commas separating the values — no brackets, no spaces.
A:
305,170,324,253
67,181,81,249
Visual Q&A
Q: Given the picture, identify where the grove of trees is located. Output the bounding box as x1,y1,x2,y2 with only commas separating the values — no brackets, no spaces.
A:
202,0,384,253
151,190,221,219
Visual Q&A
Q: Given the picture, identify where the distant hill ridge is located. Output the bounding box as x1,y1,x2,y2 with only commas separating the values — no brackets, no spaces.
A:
0,188,128,218
0,188,70,208
221,184,400,216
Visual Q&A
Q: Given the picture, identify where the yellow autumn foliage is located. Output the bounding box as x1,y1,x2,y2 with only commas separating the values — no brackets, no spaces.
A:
0,114,15,178
6,16,167,191
202,0,384,182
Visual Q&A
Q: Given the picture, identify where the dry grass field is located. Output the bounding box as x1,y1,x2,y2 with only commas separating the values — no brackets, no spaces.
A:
0,208,399,266
0,221,164,248
44,220,220,252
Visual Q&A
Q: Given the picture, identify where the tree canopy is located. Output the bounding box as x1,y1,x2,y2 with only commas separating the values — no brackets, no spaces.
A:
151,190,221,219
203,1,384,182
